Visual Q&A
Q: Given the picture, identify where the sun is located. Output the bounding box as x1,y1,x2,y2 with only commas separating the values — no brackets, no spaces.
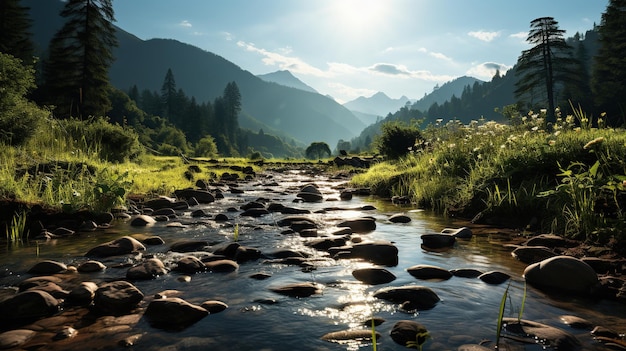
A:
325,0,391,38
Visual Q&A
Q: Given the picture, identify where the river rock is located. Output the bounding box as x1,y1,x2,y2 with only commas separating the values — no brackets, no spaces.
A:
512,246,557,264
23,281,68,299
478,271,510,284
306,237,347,251
373,285,440,310
143,197,176,210
559,315,594,329
77,260,106,272
337,217,376,233
450,268,484,278
27,260,67,274
441,226,472,239
270,282,321,297
407,265,452,280
68,281,99,305
174,256,207,273
502,318,580,350
0,329,36,349
523,255,598,295
389,214,411,223
240,208,270,217
421,233,455,249
200,300,228,313
457,345,491,351
352,267,396,285
390,320,430,347
205,259,239,273
289,220,317,232
524,234,568,248
145,297,208,328
174,188,215,203
126,258,168,280
234,246,262,262
0,290,60,326
85,236,146,257
321,329,380,343
130,214,156,226
330,241,399,266
169,239,210,253
94,281,144,314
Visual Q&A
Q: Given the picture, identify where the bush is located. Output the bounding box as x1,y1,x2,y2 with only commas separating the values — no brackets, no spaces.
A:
0,53,48,145
157,143,182,156
376,121,422,159
194,136,218,157
59,117,143,162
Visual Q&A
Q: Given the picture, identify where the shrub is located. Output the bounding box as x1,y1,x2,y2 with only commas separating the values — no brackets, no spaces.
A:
0,52,48,146
376,121,422,159
194,135,218,157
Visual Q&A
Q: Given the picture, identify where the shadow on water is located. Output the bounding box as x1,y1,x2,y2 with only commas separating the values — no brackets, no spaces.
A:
0,170,624,350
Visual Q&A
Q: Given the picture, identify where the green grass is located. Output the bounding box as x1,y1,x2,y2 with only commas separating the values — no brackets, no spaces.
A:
352,111,626,246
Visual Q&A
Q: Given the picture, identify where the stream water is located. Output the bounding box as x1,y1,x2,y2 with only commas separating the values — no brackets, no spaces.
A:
1,169,625,350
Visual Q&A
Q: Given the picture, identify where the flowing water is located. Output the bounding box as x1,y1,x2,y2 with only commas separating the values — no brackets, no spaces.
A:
1,169,625,350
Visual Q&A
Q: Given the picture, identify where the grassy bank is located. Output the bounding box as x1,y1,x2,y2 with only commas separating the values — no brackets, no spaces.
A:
351,110,626,251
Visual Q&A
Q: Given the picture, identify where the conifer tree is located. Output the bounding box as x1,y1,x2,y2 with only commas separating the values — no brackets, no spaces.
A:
160,68,177,122
0,0,34,64
43,0,118,119
592,0,626,124
515,17,575,123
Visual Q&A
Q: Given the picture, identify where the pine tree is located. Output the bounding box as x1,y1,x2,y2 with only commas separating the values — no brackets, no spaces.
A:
43,0,118,118
515,17,576,123
160,68,177,122
592,0,626,124
0,0,34,64
222,81,241,141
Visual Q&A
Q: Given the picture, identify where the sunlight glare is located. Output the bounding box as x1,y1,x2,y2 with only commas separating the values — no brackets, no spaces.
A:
326,0,390,39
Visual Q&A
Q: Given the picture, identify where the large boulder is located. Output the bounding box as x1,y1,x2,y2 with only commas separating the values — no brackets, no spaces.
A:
94,281,144,314
0,290,60,327
144,297,208,329
373,285,440,311
421,233,455,249
523,256,599,295
329,241,399,266
297,184,323,202
85,236,146,257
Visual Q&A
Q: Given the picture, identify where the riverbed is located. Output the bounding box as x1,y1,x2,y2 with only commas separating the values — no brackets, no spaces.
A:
0,168,624,350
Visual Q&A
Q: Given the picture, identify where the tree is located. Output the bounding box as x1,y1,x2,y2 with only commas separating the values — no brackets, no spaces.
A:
43,0,118,118
0,0,34,64
515,17,575,123
376,121,422,159
160,68,177,122
305,142,331,159
592,0,626,124
222,81,241,141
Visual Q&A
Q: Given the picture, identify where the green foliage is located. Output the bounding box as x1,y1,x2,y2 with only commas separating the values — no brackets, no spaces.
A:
58,117,142,162
305,142,331,159
92,169,132,212
5,211,28,244
42,0,118,118
194,135,218,157
0,0,34,64
0,53,48,146
375,120,423,159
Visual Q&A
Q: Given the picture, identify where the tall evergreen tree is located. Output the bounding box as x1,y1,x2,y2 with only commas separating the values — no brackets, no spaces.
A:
592,0,626,124
515,17,575,123
222,81,241,141
43,0,118,119
160,68,177,122
0,0,34,65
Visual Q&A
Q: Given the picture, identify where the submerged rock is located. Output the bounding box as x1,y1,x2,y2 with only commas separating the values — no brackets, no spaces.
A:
373,285,440,310
352,267,396,285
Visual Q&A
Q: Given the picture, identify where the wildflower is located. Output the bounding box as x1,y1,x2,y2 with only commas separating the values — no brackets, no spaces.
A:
574,127,581,132
448,143,456,148
548,140,556,146
583,137,605,149
554,131,561,137
540,109,547,115
531,126,539,132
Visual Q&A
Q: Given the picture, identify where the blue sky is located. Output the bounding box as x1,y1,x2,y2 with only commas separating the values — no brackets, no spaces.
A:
113,0,607,103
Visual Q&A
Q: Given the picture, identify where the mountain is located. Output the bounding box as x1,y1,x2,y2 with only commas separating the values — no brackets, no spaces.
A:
25,0,364,147
411,76,483,112
343,92,411,117
257,70,318,93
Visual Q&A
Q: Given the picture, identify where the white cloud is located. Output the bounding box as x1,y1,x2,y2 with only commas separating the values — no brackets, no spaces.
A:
466,62,512,80
510,31,527,39
326,82,377,103
179,20,192,28
221,31,234,41
237,41,331,77
468,30,501,42
429,52,453,62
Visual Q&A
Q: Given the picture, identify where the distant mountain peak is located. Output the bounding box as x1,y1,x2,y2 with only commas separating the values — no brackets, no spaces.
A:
257,70,318,94
343,92,412,117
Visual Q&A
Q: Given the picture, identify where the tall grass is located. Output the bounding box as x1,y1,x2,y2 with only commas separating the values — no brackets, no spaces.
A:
351,109,626,243
5,211,28,244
